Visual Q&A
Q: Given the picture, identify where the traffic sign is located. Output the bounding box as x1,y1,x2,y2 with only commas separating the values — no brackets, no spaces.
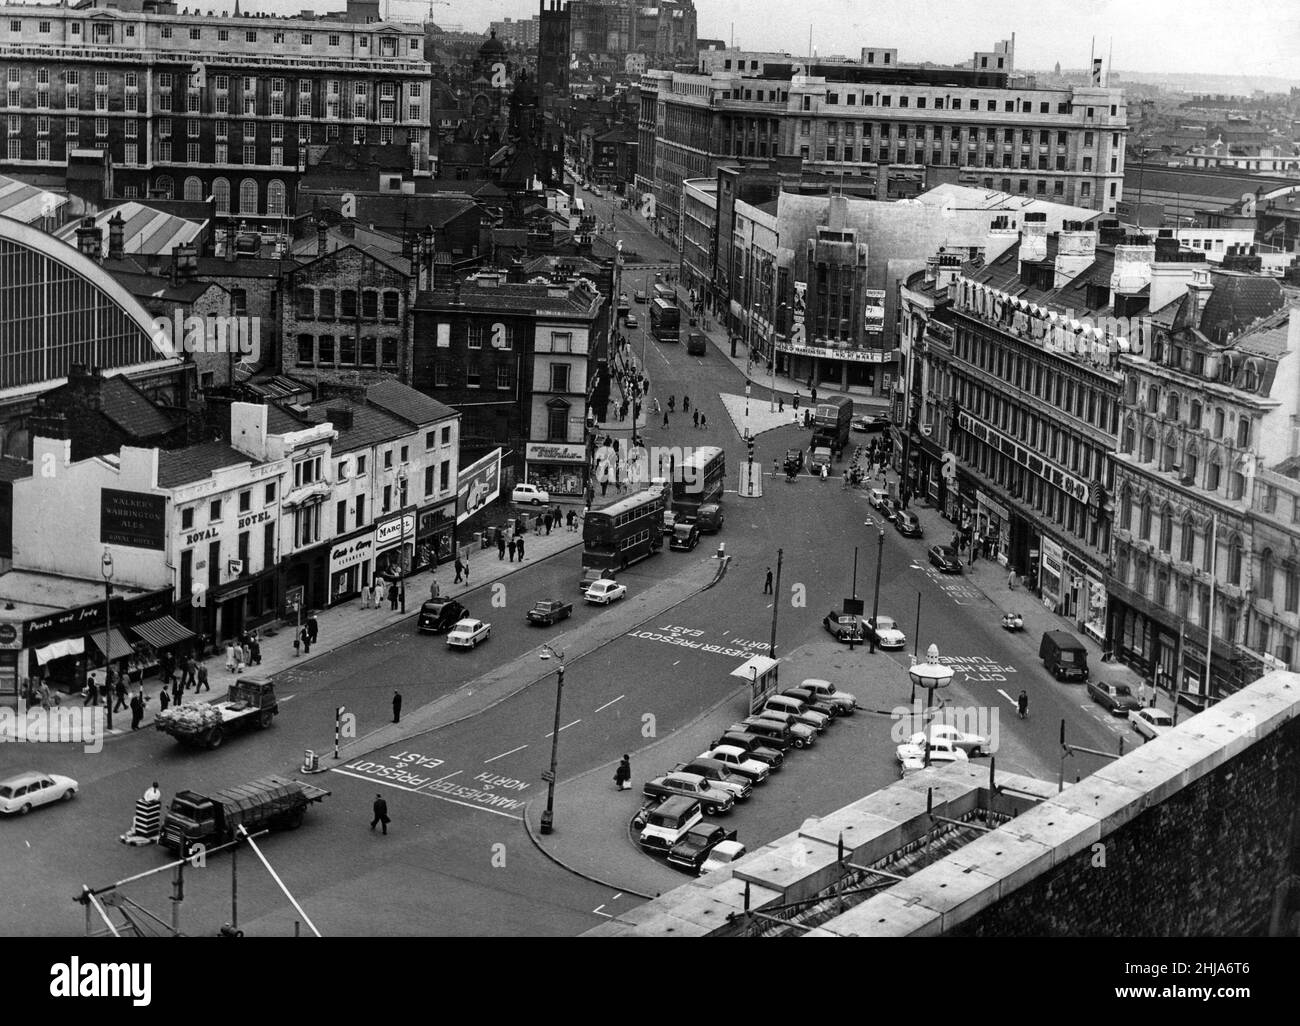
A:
540,770,555,783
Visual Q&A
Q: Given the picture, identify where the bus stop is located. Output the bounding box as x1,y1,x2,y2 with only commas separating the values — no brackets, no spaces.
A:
732,654,779,714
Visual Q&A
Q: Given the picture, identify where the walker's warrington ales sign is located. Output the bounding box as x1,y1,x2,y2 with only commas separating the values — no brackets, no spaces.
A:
100,489,167,550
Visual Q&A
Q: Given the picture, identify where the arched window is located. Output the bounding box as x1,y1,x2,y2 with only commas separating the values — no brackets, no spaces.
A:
1285,560,1300,613
267,179,286,217
1121,417,1135,454
155,174,174,199
1260,548,1275,601
1227,536,1242,586
1182,440,1200,485
1206,450,1222,492
1146,385,1160,414
1189,399,1203,429
1158,504,1173,551
1161,428,1178,472
1139,496,1153,540
183,176,203,202
1119,485,1132,530
213,177,231,214
1179,514,1196,563
1165,391,1179,420
239,178,258,215
1140,426,1156,463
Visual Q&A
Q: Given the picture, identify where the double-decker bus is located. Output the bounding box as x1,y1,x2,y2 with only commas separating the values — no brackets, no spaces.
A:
671,445,725,517
650,298,680,343
582,489,665,570
653,283,676,306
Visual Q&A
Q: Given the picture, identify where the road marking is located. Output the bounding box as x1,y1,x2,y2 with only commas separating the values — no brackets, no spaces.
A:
673,660,680,666
431,769,462,784
592,904,614,918
997,689,1017,706
594,695,624,713
330,767,526,821
546,719,582,737
279,694,298,702
484,745,528,763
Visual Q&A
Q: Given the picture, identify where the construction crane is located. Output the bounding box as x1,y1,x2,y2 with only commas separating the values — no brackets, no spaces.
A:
385,0,452,20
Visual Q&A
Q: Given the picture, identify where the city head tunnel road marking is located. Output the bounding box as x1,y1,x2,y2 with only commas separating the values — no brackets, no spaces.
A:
332,755,533,821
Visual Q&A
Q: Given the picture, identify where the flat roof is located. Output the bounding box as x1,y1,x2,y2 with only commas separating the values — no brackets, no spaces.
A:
0,570,151,621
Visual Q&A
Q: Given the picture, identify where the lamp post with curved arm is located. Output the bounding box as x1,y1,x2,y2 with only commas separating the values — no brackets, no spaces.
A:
538,643,566,835
101,550,114,731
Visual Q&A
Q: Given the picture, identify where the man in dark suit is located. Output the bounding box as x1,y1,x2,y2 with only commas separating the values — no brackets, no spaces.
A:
371,794,390,835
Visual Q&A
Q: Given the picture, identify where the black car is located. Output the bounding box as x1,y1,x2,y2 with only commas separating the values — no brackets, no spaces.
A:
579,567,617,593
417,598,468,634
781,687,839,719
667,822,738,874
852,414,890,433
670,522,701,551
526,599,573,626
784,448,805,474
712,731,785,771
928,544,963,573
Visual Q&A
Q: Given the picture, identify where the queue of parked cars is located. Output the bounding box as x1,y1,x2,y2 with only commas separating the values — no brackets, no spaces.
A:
635,678,858,873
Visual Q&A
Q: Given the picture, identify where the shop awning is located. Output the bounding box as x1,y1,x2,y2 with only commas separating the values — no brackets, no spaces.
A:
86,627,135,662
34,638,85,665
131,615,197,651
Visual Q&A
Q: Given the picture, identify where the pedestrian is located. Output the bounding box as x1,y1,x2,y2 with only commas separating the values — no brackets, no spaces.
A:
543,511,552,535
517,536,526,560
158,687,170,712
370,794,390,834
392,690,402,723
462,559,470,584
300,625,312,655
764,567,773,595
454,556,466,583
240,641,251,670
662,409,670,428
369,580,380,609
601,474,610,497
692,408,699,429
497,530,507,560
429,577,441,599
250,633,261,666
683,394,690,413
183,656,198,690
171,673,183,706
567,509,576,531
293,634,301,657
225,642,236,674
196,662,210,693
113,672,128,712
1008,568,1017,590
793,391,800,410
389,583,399,611
811,385,818,405
508,537,518,562
700,412,706,430
1137,679,1148,707
129,691,144,730
779,395,785,412
1017,689,1029,719
614,754,632,791
233,642,245,674
308,614,319,646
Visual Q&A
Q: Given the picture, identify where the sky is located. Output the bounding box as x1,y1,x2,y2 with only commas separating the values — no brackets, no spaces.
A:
197,1,1300,80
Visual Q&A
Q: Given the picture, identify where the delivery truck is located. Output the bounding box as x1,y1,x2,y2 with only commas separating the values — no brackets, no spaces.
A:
159,775,331,854
154,677,278,749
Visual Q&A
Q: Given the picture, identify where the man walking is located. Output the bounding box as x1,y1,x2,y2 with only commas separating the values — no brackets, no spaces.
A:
183,655,198,690
158,687,170,713
614,754,632,791
692,408,699,429
389,583,399,611
300,624,312,655
508,537,517,562
112,671,128,713
662,408,670,428
129,690,144,730
811,385,818,405
497,529,507,560
700,412,707,431
517,536,526,560
307,614,319,646
1017,689,1029,719
392,690,402,724
370,794,390,835
171,672,183,707
454,556,466,584
195,662,210,694
763,567,774,594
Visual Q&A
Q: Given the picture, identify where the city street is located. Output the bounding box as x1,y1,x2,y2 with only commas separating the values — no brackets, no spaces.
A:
0,299,1136,936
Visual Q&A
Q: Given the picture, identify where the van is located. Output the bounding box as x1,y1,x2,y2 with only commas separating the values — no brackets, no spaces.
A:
731,717,795,752
1039,629,1090,682
638,796,702,852
686,331,708,356
693,502,724,534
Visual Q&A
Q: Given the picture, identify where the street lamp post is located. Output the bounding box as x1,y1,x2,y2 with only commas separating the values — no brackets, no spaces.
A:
101,550,114,731
770,302,786,413
868,527,885,654
907,648,954,761
397,471,409,614
539,644,566,835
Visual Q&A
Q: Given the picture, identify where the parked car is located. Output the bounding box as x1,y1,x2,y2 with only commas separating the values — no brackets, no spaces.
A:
895,733,970,767
795,678,858,715
701,839,747,875
637,796,702,853
759,695,830,734
667,823,739,874
928,545,963,573
1087,680,1142,716
526,599,573,626
710,731,785,770
446,618,491,649
780,687,839,719
642,772,734,816
1132,706,1175,741
784,448,805,474
868,487,891,509
919,722,989,756
0,772,77,815
417,598,468,634
625,314,639,330
669,522,701,551
752,710,817,748
693,503,724,533
1040,630,1090,682
634,288,648,303
511,483,549,505
579,567,616,592
584,579,627,605
698,745,770,783
729,718,797,752
672,759,753,801
864,615,906,650
878,497,902,523
894,510,923,538
852,414,890,433
823,610,864,642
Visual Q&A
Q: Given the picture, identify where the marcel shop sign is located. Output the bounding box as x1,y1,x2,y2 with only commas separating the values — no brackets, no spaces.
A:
375,513,416,551
101,488,166,550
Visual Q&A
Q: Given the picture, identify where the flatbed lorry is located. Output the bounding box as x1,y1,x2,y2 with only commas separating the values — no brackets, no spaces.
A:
159,775,331,854
154,677,278,749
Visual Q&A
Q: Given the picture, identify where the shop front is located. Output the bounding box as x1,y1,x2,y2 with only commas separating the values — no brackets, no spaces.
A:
1039,537,1064,612
976,491,1010,565
0,620,22,709
200,569,278,645
24,596,127,695
374,508,417,584
328,529,375,607
413,500,456,573
281,542,329,619
525,442,587,498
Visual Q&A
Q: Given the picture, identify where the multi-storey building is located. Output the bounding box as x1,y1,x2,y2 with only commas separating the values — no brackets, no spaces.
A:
567,0,696,68
637,41,1126,245
489,17,541,49
679,177,716,299
537,0,571,97
0,0,431,227
1109,264,1293,703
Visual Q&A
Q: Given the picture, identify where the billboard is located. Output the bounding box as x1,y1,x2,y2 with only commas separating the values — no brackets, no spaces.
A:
100,488,167,550
457,448,503,525
863,289,886,335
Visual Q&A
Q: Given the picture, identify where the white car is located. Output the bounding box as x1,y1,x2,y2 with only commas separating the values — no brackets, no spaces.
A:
701,839,747,875
868,487,890,508
921,722,989,756
700,745,771,784
511,483,549,505
895,733,971,766
585,579,627,605
0,772,78,815
865,615,906,650
446,618,491,649
1131,707,1175,741
798,678,858,715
